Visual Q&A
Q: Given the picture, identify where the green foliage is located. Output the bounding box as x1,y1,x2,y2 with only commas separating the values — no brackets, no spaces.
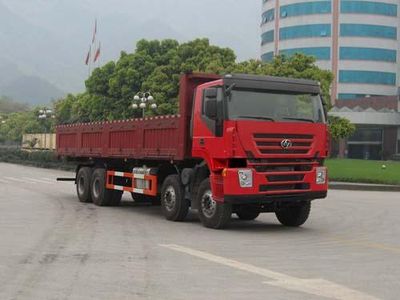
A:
230,54,333,105
0,148,74,171
55,39,334,124
328,115,356,140
0,108,53,142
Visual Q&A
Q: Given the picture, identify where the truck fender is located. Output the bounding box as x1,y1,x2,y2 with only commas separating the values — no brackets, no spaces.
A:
190,162,210,209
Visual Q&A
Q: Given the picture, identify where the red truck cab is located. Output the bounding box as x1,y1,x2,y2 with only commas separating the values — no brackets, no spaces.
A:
57,73,328,229
189,74,328,227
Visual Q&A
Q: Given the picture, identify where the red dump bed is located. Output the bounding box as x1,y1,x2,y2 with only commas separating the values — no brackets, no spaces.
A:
56,73,220,161
57,115,185,159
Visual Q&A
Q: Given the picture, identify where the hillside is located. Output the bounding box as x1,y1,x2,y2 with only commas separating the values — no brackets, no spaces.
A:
0,96,29,113
0,76,65,105
0,0,260,96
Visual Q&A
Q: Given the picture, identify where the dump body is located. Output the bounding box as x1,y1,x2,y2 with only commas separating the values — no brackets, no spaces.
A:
56,73,220,161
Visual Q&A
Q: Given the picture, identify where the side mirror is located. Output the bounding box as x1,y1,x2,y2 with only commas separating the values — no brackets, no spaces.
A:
205,99,217,120
205,88,218,99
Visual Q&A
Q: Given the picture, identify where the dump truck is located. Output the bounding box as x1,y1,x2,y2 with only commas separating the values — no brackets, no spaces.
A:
56,73,329,229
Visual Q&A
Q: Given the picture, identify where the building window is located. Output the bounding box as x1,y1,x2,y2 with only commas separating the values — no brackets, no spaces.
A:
340,24,397,39
340,47,397,62
280,1,332,18
280,47,331,60
347,127,383,160
261,30,274,45
341,1,397,17
338,93,380,99
279,24,331,40
261,52,274,62
339,70,396,85
262,9,275,24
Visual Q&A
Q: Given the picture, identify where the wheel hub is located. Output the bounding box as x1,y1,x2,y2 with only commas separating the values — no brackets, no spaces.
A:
201,190,216,218
78,176,85,195
164,186,176,211
93,178,101,198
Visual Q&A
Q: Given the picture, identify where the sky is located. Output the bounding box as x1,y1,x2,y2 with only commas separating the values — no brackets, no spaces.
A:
0,0,262,96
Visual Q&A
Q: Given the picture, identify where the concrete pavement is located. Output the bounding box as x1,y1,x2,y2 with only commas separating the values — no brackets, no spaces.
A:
0,162,399,300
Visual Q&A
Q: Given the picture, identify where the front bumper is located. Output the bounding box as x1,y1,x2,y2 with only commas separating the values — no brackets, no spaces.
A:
213,167,328,204
224,191,327,205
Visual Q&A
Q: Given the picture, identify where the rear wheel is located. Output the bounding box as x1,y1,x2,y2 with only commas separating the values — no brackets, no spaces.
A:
197,178,232,229
161,175,189,221
91,168,122,207
236,206,260,220
76,167,92,203
275,201,311,227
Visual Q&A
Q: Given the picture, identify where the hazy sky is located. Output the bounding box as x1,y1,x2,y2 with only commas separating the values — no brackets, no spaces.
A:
1,0,261,93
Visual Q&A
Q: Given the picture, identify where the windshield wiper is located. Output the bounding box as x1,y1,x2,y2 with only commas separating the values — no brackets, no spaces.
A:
236,115,275,122
282,117,315,123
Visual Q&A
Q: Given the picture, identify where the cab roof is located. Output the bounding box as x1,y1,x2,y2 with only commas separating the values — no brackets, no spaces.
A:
223,73,321,94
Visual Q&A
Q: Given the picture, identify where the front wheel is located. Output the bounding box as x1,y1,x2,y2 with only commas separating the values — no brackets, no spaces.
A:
275,201,311,227
197,178,232,229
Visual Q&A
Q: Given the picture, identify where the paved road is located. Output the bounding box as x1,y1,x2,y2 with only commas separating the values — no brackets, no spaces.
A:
0,163,399,300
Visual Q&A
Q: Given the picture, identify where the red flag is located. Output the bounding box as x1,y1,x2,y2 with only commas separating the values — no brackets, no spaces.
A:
92,19,97,44
85,45,91,65
94,43,101,63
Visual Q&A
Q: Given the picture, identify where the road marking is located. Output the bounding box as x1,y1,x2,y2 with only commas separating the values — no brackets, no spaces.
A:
21,177,55,184
330,236,400,255
160,244,379,300
43,177,56,182
4,177,26,183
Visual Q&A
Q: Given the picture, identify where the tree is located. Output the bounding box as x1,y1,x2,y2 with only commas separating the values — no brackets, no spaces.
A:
0,108,53,142
56,38,237,123
328,115,356,141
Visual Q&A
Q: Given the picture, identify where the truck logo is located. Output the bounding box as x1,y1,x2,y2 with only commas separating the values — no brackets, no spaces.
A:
281,139,293,149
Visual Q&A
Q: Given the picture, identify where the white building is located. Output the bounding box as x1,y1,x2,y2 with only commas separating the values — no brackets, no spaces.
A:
261,0,399,101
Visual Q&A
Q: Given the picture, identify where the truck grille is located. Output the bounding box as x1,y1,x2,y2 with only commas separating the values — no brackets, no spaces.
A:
247,157,318,193
254,133,314,155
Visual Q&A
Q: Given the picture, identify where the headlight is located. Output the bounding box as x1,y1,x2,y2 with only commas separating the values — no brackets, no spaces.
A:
316,167,327,184
238,169,253,188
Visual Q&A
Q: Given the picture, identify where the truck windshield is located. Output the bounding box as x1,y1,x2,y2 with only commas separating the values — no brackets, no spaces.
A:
227,89,325,123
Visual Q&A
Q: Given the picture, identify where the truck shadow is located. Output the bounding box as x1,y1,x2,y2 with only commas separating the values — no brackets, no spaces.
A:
118,200,313,233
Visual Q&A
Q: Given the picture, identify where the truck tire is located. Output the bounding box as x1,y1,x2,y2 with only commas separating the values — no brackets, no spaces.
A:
161,175,189,221
275,201,311,227
76,167,92,203
109,190,123,206
197,178,232,229
236,207,260,220
91,168,122,207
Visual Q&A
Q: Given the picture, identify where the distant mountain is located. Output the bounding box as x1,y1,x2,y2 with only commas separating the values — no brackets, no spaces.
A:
0,0,260,95
0,96,29,113
0,75,65,105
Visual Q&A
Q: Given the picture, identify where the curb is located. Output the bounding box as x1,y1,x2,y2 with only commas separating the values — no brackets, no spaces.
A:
329,181,400,192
